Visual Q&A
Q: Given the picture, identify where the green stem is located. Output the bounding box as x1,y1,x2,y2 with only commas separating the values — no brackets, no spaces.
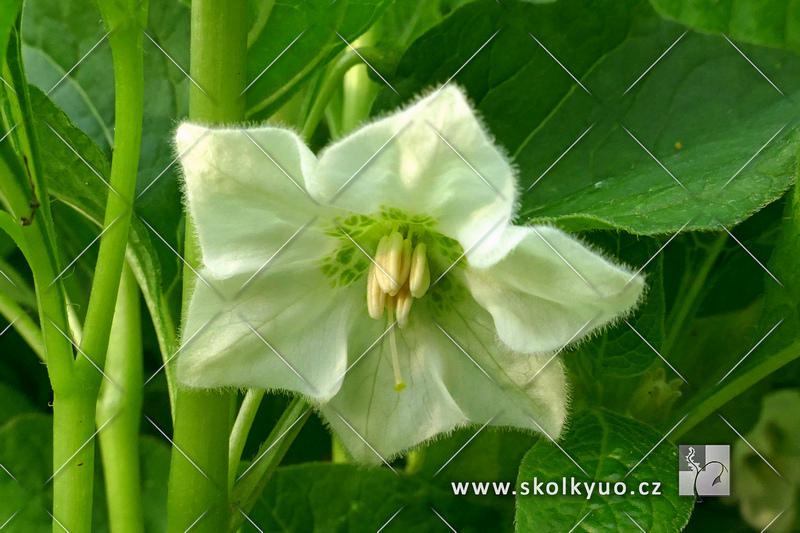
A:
672,340,800,440
229,398,311,533
674,180,800,439
97,263,144,533
3,20,94,533
51,394,97,533
0,288,44,361
661,232,727,357
228,389,265,491
300,47,388,141
167,1,247,531
301,51,362,141
48,4,147,531
1,21,74,396
340,42,379,136
79,0,146,389
168,391,233,532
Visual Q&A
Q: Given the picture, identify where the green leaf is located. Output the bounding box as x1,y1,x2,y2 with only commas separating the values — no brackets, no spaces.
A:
137,437,171,533
377,0,800,234
562,233,666,420
22,0,189,286
671,184,800,440
417,428,535,482
374,0,476,52
516,409,693,533
0,0,21,62
756,184,800,363
413,428,536,528
580,233,665,378
0,415,52,533
649,0,800,51
0,383,36,427
246,463,501,533
29,85,109,216
245,0,393,121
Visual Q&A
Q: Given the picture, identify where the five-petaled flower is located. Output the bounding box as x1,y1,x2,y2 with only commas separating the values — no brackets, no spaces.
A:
175,86,644,463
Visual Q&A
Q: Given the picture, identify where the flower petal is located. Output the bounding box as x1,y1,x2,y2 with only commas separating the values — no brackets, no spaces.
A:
177,226,359,400
319,314,467,464
436,298,568,439
465,225,645,354
177,123,321,279
310,86,516,256
320,298,567,463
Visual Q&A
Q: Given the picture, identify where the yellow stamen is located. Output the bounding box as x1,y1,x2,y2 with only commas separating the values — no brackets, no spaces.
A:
395,283,413,329
384,231,405,296
409,243,430,298
374,235,393,293
366,265,385,319
399,237,412,287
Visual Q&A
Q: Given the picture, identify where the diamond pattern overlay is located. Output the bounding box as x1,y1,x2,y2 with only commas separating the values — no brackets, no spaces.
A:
0,0,798,532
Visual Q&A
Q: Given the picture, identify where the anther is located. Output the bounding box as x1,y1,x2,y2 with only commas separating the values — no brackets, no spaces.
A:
373,235,393,293
399,237,412,285
366,266,385,319
409,243,430,298
383,231,405,296
395,283,413,329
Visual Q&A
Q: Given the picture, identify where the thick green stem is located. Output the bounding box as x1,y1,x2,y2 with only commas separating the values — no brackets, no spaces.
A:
340,40,378,136
332,434,349,464
2,20,97,533
168,391,233,532
50,394,97,531
188,0,247,123
167,2,247,531
97,263,144,533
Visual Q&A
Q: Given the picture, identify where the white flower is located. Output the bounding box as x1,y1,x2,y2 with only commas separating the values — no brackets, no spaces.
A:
175,86,644,463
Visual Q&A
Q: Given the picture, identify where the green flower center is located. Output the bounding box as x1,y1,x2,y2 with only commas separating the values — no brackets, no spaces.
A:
320,207,464,292
320,207,467,392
